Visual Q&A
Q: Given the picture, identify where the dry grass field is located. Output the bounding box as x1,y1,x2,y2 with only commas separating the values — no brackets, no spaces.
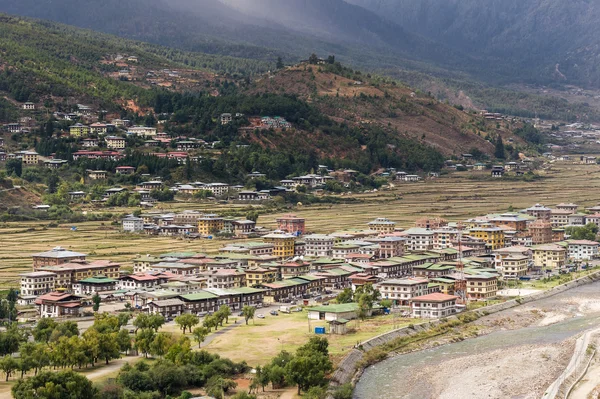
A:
0,161,598,288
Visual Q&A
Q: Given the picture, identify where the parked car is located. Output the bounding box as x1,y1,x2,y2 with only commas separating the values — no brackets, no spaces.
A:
293,307,303,312
269,310,279,316
237,311,244,317
257,314,265,319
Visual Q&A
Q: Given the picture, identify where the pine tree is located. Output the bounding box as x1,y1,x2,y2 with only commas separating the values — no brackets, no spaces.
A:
494,135,505,159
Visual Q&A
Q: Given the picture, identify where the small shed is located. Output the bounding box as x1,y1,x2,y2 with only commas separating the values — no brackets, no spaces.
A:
308,303,359,321
328,318,350,335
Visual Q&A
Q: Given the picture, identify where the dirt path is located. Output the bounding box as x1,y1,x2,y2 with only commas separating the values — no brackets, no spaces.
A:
569,355,600,399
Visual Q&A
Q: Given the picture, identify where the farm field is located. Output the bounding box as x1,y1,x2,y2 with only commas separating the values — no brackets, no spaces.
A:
203,310,416,367
1,161,599,287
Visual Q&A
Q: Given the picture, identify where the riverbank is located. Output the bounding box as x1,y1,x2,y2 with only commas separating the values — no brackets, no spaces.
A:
330,270,600,399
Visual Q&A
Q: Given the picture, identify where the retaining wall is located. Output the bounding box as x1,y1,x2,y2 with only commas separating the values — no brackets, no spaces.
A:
327,271,600,396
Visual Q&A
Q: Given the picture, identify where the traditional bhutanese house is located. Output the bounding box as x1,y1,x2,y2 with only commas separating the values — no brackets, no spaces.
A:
314,268,353,289
348,273,379,290
36,292,82,318
411,293,459,319
259,279,309,303
148,298,185,318
430,277,456,295
204,287,265,310
412,263,456,278
73,275,118,296
310,258,346,271
118,273,166,290
179,291,219,314
293,275,326,295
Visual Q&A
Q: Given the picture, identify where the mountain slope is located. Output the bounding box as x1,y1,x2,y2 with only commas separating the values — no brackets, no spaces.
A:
244,63,526,157
348,0,600,87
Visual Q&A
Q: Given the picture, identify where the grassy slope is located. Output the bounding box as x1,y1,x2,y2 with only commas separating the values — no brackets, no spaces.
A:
247,65,526,157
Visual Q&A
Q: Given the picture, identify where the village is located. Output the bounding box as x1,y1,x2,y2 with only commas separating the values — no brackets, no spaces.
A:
17,200,600,337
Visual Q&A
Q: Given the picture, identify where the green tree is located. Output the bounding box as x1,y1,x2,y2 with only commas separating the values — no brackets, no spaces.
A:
148,314,166,332
135,329,155,358
242,306,256,325
494,135,505,159
12,370,98,399
0,355,18,381
354,283,381,320
116,329,132,355
192,327,209,347
92,293,101,312
32,318,57,343
174,314,199,334
150,333,171,358
566,224,599,241
218,305,232,324
206,375,237,399
336,288,353,304
5,159,22,177
276,57,284,69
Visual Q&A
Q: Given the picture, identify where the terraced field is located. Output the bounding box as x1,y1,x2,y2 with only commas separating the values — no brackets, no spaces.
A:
0,160,598,288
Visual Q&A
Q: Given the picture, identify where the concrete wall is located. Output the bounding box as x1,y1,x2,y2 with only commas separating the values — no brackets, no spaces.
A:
327,271,600,397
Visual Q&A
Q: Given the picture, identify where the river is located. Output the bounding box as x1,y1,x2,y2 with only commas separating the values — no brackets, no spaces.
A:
354,282,600,399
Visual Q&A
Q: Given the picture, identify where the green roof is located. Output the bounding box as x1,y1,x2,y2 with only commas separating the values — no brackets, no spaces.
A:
160,252,197,258
431,277,456,284
79,276,117,284
180,292,219,301
323,268,352,276
295,275,322,281
308,303,359,313
227,287,265,294
311,258,345,265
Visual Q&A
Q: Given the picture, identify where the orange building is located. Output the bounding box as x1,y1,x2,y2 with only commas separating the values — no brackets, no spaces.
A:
276,214,306,235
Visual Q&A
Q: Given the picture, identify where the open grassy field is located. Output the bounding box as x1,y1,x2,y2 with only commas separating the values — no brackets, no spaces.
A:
1,160,599,287
203,310,416,366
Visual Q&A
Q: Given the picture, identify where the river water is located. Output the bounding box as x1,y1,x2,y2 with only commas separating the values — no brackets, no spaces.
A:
353,282,600,399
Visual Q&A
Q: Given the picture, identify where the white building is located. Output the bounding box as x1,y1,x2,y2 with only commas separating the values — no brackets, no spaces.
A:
304,234,335,257
128,126,157,137
19,271,56,298
377,278,431,306
567,240,599,261
411,293,458,319
122,216,144,232
403,228,435,251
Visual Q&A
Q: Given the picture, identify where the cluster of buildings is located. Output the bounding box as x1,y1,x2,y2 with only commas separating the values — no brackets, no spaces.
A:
19,201,600,321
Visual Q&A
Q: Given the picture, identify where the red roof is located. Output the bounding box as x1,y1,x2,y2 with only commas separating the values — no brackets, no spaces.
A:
124,274,160,282
411,293,459,303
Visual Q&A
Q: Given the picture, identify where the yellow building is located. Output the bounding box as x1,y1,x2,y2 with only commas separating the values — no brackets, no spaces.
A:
198,214,224,236
430,277,455,295
501,255,529,280
69,123,90,137
465,274,498,299
21,151,39,165
262,232,296,259
367,217,396,233
105,136,126,149
468,227,505,250
245,266,278,287
533,244,567,271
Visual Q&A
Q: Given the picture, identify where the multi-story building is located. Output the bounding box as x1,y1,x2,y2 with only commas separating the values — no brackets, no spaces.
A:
197,214,224,235
36,292,82,318
206,269,245,289
567,240,599,261
105,136,126,149
377,278,431,306
32,247,87,269
555,203,579,214
303,234,335,257
21,151,39,165
488,214,529,231
368,218,396,233
128,126,157,137
551,209,572,228
468,227,505,250
203,183,230,197
277,214,306,235
73,276,118,296
528,219,553,245
262,232,296,259
500,255,529,280
403,228,435,251
69,123,90,137
122,216,144,232
88,170,107,180
432,228,460,249
38,260,121,290
272,262,311,279
19,271,56,297
377,236,406,258
465,274,498,300
415,217,448,230
525,204,552,220
532,244,567,271
411,293,458,318
245,266,278,287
